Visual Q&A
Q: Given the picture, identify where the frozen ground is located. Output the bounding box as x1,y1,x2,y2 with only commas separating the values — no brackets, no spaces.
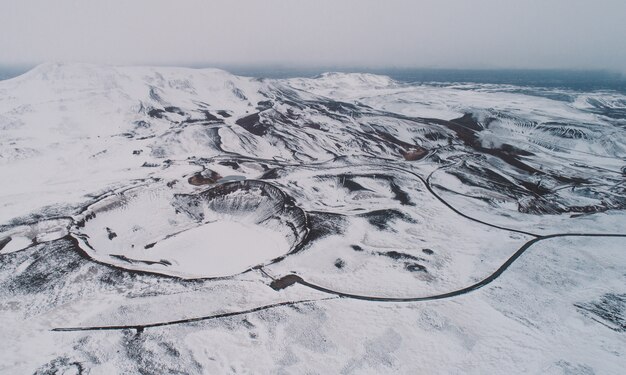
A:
0,64,625,374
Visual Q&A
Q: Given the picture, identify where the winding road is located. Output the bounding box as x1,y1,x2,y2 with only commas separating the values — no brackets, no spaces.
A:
50,156,626,332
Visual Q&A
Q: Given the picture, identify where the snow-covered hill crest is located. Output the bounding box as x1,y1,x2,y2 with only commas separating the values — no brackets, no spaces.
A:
1,63,625,374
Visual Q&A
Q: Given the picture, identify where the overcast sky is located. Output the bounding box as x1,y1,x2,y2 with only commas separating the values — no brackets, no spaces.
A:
2,0,625,71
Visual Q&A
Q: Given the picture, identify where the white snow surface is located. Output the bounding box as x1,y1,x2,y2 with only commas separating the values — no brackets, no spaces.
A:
0,64,625,374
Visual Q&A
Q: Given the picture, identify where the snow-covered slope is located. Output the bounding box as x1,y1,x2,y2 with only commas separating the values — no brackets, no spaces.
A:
0,64,625,374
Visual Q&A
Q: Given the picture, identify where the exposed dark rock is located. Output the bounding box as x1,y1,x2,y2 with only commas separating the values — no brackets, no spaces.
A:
378,251,424,262
404,263,427,273
334,258,346,269
359,209,415,230
187,170,222,186
235,112,270,136
0,236,11,251
575,293,626,332
106,227,117,240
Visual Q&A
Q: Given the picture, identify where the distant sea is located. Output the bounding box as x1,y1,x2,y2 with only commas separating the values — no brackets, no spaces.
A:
2,65,625,93
227,67,626,93
0,66,31,81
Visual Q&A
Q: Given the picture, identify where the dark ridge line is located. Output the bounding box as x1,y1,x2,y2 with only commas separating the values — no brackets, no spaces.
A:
0,236,11,251
258,267,277,281
72,178,158,219
0,215,74,232
274,233,626,303
52,297,336,332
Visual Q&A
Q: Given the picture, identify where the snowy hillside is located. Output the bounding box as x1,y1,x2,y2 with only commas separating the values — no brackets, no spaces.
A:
1,64,625,374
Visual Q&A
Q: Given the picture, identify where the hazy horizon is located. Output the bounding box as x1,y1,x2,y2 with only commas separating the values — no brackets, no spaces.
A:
3,63,625,94
2,0,626,73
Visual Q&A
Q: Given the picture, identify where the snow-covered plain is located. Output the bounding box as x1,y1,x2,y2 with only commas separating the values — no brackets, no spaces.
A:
0,63,625,374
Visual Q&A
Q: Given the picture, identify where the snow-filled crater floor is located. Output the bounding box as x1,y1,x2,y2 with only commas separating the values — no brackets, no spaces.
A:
0,64,625,374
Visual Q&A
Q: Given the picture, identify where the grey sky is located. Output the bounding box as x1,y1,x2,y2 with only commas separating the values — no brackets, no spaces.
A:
2,0,625,71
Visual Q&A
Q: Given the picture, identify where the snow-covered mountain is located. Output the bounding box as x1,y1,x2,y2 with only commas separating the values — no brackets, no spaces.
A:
1,64,625,374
